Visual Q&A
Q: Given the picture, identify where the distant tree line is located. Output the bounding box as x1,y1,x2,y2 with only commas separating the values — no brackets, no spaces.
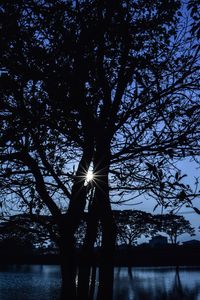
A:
0,210,195,256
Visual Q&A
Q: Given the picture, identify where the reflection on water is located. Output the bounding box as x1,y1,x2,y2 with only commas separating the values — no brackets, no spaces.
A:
114,267,200,300
0,265,200,300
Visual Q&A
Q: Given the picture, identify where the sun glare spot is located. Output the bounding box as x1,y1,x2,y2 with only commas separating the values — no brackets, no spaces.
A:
86,170,94,182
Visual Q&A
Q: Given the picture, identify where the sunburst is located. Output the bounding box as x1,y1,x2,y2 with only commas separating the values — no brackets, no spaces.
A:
86,170,94,183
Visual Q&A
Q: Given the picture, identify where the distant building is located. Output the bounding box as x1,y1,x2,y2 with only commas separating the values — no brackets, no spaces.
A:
149,235,168,247
182,239,200,246
0,68,8,77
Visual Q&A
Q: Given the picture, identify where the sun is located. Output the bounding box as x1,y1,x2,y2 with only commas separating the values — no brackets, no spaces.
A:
86,170,94,182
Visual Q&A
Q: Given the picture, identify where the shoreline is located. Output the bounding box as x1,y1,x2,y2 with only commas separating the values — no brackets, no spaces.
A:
0,245,200,267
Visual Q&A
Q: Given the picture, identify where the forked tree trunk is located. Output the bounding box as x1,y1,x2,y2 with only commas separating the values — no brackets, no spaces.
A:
59,210,99,300
60,133,116,299
77,192,116,300
77,138,117,300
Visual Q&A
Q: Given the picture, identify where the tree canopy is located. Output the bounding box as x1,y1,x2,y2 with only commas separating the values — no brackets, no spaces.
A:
1,0,199,212
0,1,199,299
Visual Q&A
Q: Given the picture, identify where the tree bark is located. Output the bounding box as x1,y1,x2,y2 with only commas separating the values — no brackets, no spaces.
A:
59,229,77,300
94,141,116,300
77,195,99,300
97,211,116,300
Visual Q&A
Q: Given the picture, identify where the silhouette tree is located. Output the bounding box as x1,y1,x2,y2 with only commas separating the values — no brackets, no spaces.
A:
0,1,199,299
153,214,195,244
114,210,154,246
0,214,56,250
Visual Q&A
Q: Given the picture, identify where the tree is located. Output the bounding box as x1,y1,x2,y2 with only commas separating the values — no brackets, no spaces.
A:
114,210,154,246
0,1,199,299
153,214,195,244
0,215,38,258
0,214,57,249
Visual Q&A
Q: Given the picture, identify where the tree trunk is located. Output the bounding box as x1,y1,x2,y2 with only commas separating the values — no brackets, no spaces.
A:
59,235,77,300
77,198,99,300
88,266,97,300
97,214,116,300
59,157,91,299
94,143,116,300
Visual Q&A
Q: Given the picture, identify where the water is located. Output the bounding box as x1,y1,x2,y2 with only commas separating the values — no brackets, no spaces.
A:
113,267,200,300
0,265,60,300
0,265,200,300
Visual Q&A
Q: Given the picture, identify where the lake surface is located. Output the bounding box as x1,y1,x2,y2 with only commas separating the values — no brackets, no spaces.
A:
0,265,200,300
